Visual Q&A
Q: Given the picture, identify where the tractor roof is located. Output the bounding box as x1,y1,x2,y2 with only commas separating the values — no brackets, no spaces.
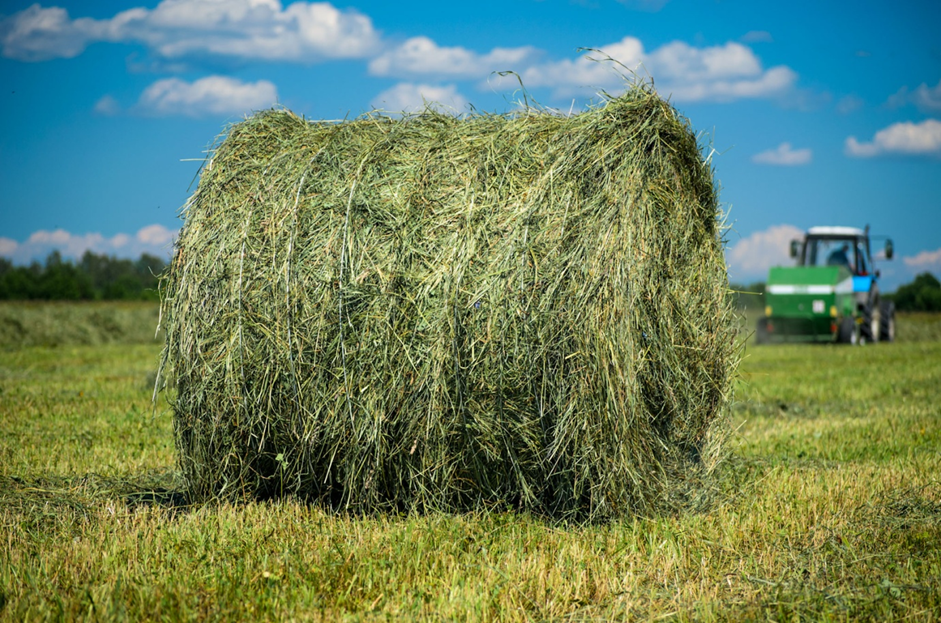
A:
807,226,866,237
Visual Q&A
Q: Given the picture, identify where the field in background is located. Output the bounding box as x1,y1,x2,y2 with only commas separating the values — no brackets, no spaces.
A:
0,301,161,349
1,306,939,621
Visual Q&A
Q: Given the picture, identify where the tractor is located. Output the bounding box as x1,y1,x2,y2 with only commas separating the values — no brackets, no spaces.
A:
755,225,895,344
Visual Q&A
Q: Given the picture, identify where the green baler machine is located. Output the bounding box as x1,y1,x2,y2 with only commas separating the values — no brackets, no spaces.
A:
756,226,895,345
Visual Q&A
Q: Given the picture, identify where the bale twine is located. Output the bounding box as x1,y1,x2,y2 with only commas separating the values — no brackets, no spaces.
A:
159,86,739,521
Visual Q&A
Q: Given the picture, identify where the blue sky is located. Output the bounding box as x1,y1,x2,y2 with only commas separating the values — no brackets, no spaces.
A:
1,0,939,290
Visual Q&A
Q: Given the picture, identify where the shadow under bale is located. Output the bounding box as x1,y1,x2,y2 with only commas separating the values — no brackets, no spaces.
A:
159,85,739,521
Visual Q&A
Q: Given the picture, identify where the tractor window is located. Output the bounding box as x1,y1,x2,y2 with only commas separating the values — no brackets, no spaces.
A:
806,238,855,272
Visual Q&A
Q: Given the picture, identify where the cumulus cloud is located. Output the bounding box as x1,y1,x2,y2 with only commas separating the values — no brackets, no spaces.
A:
845,119,941,158
370,83,468,114
4,4,798,107
368,36,795,104
726,224,805,282
508,37,645,95
650,41,763,82
0,225,178,264
903,247,941,270
135,75,277,117
1,1,380,62
887,80,941,113
0,5,95,61
0,237,17,257
490,37,796,103
650,40,796,102
752,142,812,166
369,37,539,80
136,223,176,246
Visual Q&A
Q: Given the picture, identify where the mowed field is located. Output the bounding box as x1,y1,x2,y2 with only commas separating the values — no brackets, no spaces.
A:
1,303,940,621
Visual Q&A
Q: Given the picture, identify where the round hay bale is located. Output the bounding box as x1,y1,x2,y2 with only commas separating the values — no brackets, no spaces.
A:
159,86,739,520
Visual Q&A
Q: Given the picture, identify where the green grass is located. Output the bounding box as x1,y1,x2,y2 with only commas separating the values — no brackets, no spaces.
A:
1,309,940,621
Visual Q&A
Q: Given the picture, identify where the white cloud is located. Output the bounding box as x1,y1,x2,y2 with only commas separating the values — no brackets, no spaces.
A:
24,229,107,258
845,119,941,158
369,36,539,80
136,76,277,117
903,248,941,270
0,225,178,264
752,142,812,166
368,36,795,105
0,237,17,257
0,5,95,61
726,224,804,282
370,83,468,114
1,1,380,62
659,64,796,103
887,80,941,113
510,37,645,95
495,37,796,103
137,223,177,246
94,94,120,115
3,4,797,107
650,41,761,82
913,81,941,112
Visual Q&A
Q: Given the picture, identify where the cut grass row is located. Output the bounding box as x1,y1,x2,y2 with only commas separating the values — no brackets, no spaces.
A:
0,302,162,350
1,312,939,620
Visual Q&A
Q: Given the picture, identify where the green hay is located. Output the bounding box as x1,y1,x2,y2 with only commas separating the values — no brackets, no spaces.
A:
159,85,739,521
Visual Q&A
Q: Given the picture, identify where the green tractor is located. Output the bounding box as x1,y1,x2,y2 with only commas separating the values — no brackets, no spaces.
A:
755,225,895,344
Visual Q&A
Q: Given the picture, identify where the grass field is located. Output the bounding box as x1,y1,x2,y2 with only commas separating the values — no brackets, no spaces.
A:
1,306,940,621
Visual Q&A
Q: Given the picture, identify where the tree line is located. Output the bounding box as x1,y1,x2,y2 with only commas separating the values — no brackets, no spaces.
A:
3,250,938,310
0,251,167,301
886,272,941,312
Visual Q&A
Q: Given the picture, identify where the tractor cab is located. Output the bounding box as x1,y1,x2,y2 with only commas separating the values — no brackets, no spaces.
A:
789,226,892,277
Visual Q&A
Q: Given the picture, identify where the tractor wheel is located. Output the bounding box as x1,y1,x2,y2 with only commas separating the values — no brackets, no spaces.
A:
839,316,856,344
755,318,769,345
880,300,896,342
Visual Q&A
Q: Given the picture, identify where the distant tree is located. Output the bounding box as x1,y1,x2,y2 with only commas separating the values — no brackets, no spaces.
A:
79,250,108,296
38,252,94,299
888,272,941,312
0,258,35,299
0,251,167,301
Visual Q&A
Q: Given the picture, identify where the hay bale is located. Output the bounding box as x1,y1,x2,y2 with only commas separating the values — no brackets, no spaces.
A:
159,86,738,520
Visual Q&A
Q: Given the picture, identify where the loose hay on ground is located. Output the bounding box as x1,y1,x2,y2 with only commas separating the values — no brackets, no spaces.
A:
159,85,739,521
